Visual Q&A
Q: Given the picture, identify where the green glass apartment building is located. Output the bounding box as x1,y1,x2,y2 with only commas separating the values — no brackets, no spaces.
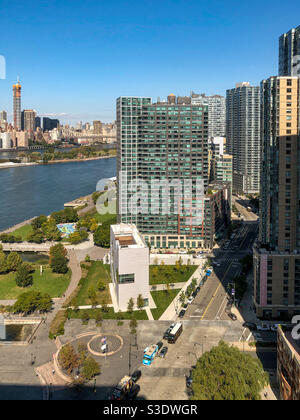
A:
117,95,231,250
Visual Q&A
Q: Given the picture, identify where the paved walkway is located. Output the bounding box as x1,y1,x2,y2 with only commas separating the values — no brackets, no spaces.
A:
159,262,206,321
150,282,186,291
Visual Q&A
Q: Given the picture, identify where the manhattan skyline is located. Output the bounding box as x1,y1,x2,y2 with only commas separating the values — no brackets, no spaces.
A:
0,0,300,125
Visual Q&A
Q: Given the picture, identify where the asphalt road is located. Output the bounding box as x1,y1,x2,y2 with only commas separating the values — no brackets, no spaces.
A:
184,221,259,322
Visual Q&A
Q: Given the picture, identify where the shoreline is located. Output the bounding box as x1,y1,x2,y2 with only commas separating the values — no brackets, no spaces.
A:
0,192,95,236
0,154,116,170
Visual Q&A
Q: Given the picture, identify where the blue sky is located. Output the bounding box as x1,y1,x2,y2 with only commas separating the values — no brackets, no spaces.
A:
0,0,299,124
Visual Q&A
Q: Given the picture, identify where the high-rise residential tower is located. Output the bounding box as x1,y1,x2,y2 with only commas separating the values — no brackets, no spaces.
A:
226,82,260,194
191,93,226,139
13,79,21,130
21,109,36,132
279,25,300,77
117,95,231,250
253,76,300,319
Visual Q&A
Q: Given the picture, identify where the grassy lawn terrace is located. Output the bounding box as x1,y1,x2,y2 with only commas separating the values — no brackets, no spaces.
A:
11,224,33,241
150,289,180,320
0,266,71,299
67,307,148,321
149,265,197,285
74,261,112,306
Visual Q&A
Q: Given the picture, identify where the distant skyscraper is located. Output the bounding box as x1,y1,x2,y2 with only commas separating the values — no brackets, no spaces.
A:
279,25,300,76
13,79,21,130
0,110,7,123
21,110,36,131
191,93,226,139
226,82,260,194
253,76,300,319
93,120,102,134
43,117,59,131
35,116,41,129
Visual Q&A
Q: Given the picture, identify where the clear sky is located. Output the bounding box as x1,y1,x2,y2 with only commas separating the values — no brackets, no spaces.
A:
0,0,300,125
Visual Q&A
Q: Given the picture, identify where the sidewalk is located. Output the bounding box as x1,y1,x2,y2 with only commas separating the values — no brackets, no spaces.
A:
159,263,206,321
231,272,259,324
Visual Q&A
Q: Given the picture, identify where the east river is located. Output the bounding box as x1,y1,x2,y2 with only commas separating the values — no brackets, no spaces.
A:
0,156,116,231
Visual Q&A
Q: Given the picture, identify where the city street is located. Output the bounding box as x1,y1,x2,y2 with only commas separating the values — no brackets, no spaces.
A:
183,221,259,323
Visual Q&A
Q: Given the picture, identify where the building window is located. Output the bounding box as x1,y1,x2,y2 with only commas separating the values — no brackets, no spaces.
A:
118,273,135,284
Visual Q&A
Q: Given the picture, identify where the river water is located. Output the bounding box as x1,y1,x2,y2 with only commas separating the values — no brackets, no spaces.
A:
0,157,116,231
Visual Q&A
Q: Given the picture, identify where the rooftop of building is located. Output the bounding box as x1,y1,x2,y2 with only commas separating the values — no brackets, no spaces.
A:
111,224,148,249
279,325,300,362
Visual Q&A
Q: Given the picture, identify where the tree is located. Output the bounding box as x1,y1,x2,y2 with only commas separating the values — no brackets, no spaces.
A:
50,254,68,274
0,253,8,274
31,215,48,230
190,341,268,400
95,310,103,325
137,294,144,310
7,252,23,271
59,344,80,375
81,356,100,380
179,292,185,304
27,230,44,244
127,298,134,314
13,291,52,314
50,242,67,257
15,263,33,288
93,223,110,248
41,220,61,241
81,311,90,324
129,318,137,335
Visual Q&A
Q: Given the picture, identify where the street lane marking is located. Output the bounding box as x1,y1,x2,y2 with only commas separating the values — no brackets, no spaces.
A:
201,260,234,320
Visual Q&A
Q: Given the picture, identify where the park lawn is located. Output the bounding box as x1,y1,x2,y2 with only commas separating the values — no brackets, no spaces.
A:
11,224,33,241
74,261,112,306
67,307,148,321
82,209,117,226
0,266,71,299
149,265,198,285
150,289,180,320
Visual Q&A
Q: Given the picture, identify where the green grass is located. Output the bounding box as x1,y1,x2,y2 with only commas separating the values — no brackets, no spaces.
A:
149,265,198,285
150,289,180,320
67,307,148,320
74,261,112,306
80,209,117,226
11,224,33,241
0,266,71,299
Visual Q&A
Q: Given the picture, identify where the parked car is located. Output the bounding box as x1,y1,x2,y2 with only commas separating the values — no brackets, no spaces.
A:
187,297,194,305
126,384,140,400
192,291,197,298
131,370,141,383
182,303,188,309
243,322,257,331
156,341,163,351
270,325,278,332
228,312,237,321
186,375,193,388
179,309,186,318
179,250,187,254
195,287,200,293
159,346,168,358
257,324,271,332
163,329,171,340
